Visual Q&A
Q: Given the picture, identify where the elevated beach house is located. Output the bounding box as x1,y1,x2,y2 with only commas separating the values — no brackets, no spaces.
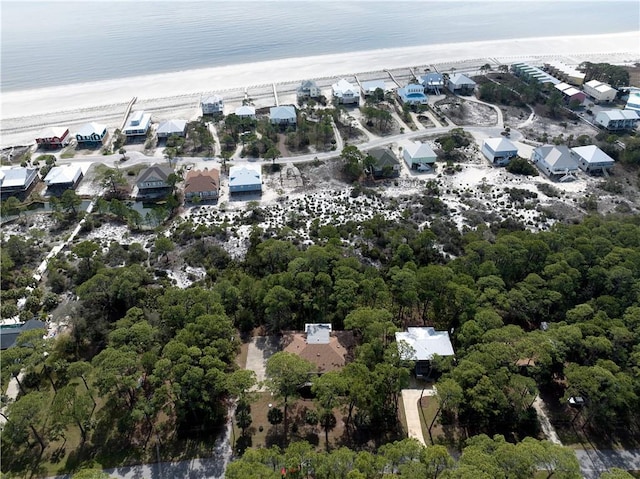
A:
397,83,428,105
626,91,640,112
332,79,360,105
135,164,174,199
0,167,38,200
229,165,262,194
156,119,187,139
75,122,107,146
482,137,518,166
402,141,437,170
44,165,84,195
35,127,70,149
184,168,220,203
297,80,321,100
532,145,578,181
283,324,354,375
554,82,586,105
395,327,455,377
570,145,615,174
201,95,224,115
595,110,640,131
123,110,152,138
420,73,445,94
361,80,388,97
234,105,256,119
367,147,401,178
446,73,476,95
583,80,617,103
269,105,297,126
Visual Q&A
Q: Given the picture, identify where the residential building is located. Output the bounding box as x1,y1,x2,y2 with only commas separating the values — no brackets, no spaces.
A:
156,119,187,138
397,83,428,105
403,141,437,170
332,79,360,105
269,105,297,126
75,122,107,146
420,73,445,94
511,62,560,86
544,61,585,86
367,147,401,178
0,167,38,199
583,80,617,103
296,80,321,100
446,73,476,94
481,137,518,166
595,109,640,131
283,324,354,374
234,105,256,119
361,80,388,97
625,90,640,112
44,165,84,195
554,82,586,105
570,145,615,174
0,320,47,350
35,127,70,149
184,168,220,202
123,110,152,137
201,95,224,115
229,165,262,194
135,164,174,199
531,145,579,181
395,327,455,377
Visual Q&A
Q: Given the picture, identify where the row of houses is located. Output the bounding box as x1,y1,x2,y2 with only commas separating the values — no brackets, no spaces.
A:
0,164,84,200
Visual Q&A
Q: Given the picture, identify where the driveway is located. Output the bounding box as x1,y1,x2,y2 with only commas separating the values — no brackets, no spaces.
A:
575,449,640,479
245,336,279,391
401,388,436,446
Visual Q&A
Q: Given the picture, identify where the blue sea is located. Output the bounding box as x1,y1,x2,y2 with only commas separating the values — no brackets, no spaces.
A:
1,1,638,91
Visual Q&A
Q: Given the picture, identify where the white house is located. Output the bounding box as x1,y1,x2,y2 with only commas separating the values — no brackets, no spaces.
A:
395,327,455,377
397,83,428,105
75,122,107,146
332,79,360,105
229,165,262,194
235,105,256,119
447,73,476,94
123,110,152,137
361,80,388,97
625,90,640,112
403,141,437,170
201,95,224,115
481,137,518,166
269,105,297,126
532,145,579,181
156,119,187,138
570,145,615,174
0,167,38,199
297,80,321,100
583,80,617,103
595,110,640,131
44,165,84,194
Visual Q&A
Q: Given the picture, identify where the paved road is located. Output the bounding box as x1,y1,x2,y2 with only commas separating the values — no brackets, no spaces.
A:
575,449,640,479
532,395,562,445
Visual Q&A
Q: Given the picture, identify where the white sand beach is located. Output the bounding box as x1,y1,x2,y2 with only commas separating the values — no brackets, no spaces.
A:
1,31,638,147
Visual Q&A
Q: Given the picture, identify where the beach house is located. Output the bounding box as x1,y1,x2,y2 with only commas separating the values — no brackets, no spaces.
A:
75,122,107,146
625,91,640,112
583,80,617,103
481,137,518,166
420,73,445,94
332,79,360,105
446,73,476,95
229,165,262,194
35,127,70,149
269,105,297,127
283,324,354,375
367,148,401,178
595,110,640,131
395,327,455,377
554,83,586,106
123,110,152,137
397,83,428,105
156,119,187,139
361,80,388,97
44,165,84,195
511,63,560,87
135,164,174,199
570,145,615,174
235,105,256,119
297,80,321,100
544,61,585,86
201,95,224,115
531,145,579,181
402,141,437,170
184,168,220,203
0,167,38,200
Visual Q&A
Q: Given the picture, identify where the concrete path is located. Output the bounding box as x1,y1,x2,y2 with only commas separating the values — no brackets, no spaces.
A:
576,449,640,479
532,395,562,445
401,388,436,446
245,336,278,391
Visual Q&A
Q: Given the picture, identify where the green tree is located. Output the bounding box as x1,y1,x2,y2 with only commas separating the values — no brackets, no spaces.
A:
1,196,23,217
340,145,365,181
154,236,175,263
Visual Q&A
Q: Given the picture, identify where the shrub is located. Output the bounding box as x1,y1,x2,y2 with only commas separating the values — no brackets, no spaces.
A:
506,157,538,176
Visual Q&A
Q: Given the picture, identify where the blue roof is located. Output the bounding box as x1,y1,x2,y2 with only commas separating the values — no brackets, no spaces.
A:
229,166,261,187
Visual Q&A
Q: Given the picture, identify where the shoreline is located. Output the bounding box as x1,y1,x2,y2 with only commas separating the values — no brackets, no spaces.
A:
2,31,639,121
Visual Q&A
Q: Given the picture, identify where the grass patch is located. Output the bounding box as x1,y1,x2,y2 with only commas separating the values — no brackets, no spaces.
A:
419,394,443,445
397,395,408,437
236,342,249,369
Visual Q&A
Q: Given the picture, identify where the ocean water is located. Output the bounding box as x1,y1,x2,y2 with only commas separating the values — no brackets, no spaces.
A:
1,1,638,91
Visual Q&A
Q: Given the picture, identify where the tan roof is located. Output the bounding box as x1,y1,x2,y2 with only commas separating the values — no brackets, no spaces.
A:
184,168,219,194
282,330,354,373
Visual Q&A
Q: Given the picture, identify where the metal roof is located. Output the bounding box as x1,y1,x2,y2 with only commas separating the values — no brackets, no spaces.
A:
75,122,106,137
395,327,455,361
404,141,436,159
229,165,261,187
484,137,517,153
305,323,331,345
0,167,36,188
269,105,296,120
156,119,187,136
44,165,82,185
571,145,615,165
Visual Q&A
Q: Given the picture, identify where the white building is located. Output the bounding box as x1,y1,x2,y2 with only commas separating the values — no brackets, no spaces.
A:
235,105,256,119
332,79,359,105
532,145,579,181
156,119,187,138
583,80,617,103
395,327,455,377
361,80,388,97
75,122,107,145
625,90,640,112
297,80,321,100
446,73,476,94
123,110,152,137
402,141,437,170
595,109,640,131
229,165,262,194
269,105,297,126
481,137,518,166
201,95,224,115
544,61,586,86
570,145,615,174
44,165,84,193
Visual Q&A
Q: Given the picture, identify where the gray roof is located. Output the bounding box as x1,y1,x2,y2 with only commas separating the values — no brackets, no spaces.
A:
137,164,174,184
598,109,639,121
0,167,36,188
396,327,455,361
0,319,47,350
536,145,577,170
269,105,296,121
229,166,261,187
202,95,223,104
484,137,517,153
44,165,82,185
368,148,400,168
75,122,106,137
571,145,615,165
361,80,387,93
156,119,187,136
448,73,476,87
404,141,436,160
420,73,444,86
306,323,331,345
299,80,318,90
235,105,256,116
